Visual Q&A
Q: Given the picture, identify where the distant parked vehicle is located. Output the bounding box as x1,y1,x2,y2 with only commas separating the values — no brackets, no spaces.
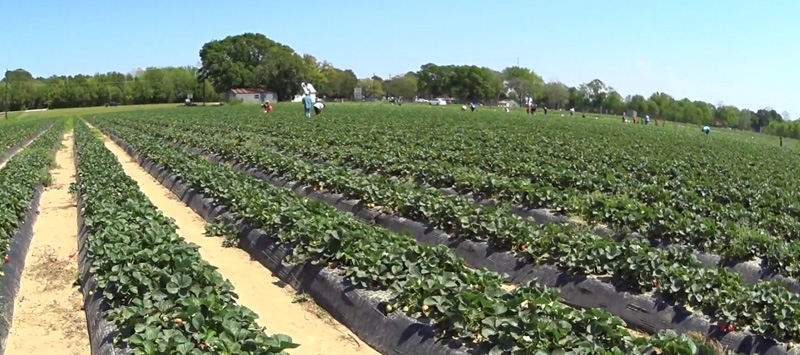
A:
104,102,120,107
430,98,447,106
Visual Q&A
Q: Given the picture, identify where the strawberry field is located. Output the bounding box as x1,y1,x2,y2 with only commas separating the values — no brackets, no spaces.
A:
78,104,800,354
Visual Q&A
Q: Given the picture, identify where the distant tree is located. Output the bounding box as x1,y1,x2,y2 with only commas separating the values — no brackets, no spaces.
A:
501,66,544,102
383,74,418,99
320,68,358,99
416,63,455,98
448,65,502,102
542,81,569,109
358,77,385,98
601,91,625,114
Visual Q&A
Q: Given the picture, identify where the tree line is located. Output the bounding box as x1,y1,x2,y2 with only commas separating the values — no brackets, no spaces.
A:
0,67,218,110
2,32,797,138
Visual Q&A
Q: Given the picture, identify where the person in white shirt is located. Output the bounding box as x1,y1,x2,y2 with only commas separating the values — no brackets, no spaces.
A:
569,107,575,116
313,100,325,116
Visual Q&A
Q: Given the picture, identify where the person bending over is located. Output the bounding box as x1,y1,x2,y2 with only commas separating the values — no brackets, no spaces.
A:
313,101,325,116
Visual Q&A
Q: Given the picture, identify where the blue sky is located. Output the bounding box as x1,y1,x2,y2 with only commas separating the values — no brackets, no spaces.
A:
1,1,796,117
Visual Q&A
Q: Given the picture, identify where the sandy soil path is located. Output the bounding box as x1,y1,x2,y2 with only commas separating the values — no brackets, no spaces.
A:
5,131,90,355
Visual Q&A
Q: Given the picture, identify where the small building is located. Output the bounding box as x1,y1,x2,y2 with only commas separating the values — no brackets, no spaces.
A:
228,88,277,104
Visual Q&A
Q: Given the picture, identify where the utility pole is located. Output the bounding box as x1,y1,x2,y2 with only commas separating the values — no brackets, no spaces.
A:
4,68,8,120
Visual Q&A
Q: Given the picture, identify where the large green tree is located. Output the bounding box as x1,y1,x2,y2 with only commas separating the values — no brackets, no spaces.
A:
199,33,306,99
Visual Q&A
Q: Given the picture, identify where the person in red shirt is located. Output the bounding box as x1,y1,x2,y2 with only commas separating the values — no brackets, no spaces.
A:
262,101,273,114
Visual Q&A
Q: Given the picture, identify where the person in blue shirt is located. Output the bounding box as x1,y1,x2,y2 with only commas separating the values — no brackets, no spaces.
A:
470,102,476,112
702,125,711,135
302,95,314,118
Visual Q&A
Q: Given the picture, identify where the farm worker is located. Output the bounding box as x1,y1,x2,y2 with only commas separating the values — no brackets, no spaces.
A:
470,102,476,112
313,100,325,116
780,136,784,148
302,95,313,118
543,106,548,115
569,107,575,116
461,105,467,111
622,111,627,123
702,125,711,135
645,115,650,125
262,101,273,114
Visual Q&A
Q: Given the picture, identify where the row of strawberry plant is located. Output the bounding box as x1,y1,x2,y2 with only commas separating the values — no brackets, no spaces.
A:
0,120,63,274
0,118,51,158
71,121,298,354
89,118,717,354
108,112,800,282
99,117,800,344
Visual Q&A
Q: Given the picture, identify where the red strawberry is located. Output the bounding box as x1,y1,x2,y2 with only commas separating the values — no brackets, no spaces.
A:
519,244,527,252
3,255,8,263
727,324,735,332
652,280,659,288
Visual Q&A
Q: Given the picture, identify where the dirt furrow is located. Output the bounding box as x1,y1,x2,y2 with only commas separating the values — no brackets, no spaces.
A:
5,131,90,355
97,130,379,355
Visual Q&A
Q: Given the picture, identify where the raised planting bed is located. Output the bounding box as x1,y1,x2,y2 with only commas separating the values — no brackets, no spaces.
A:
71,121,297,355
